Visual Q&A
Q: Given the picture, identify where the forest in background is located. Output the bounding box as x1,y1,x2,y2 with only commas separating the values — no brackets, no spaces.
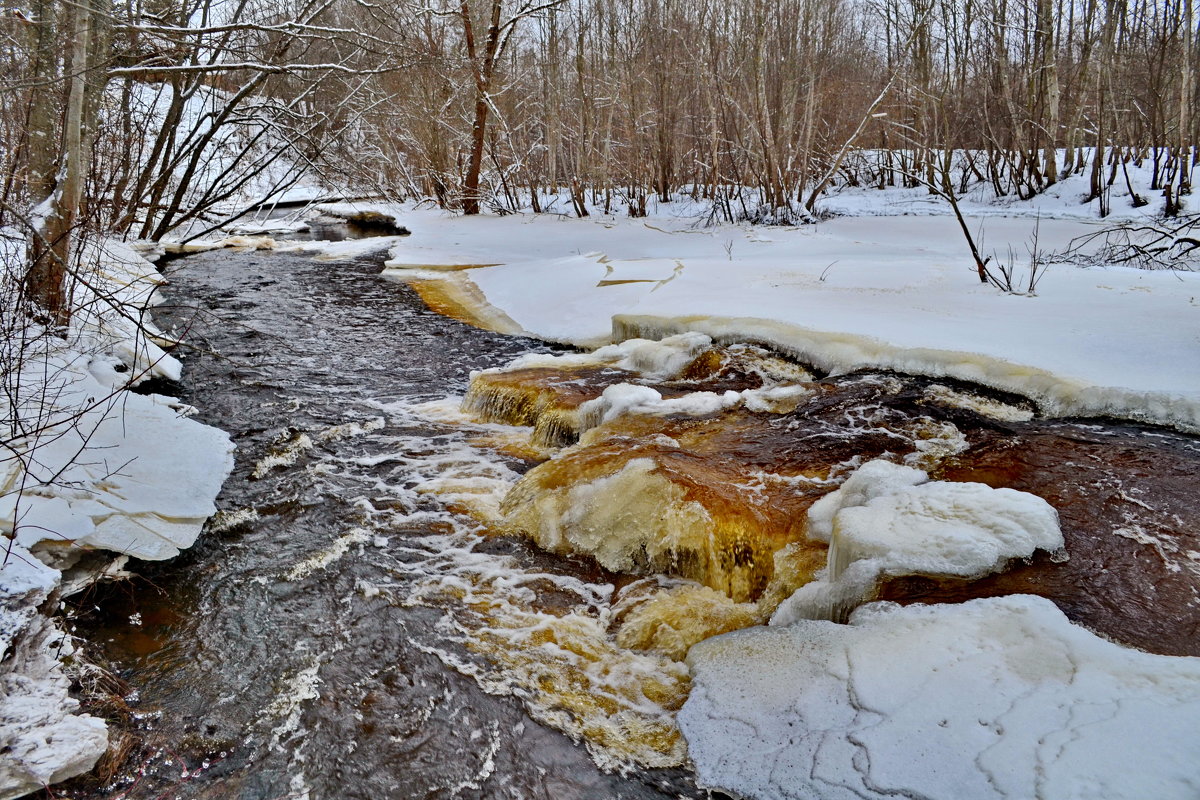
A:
0,0,1198,314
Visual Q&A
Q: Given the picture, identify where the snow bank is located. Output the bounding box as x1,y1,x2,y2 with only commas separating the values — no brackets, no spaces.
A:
614,314,1200,434
772,460,1062,624
0,238,233,796
368,204,1199,433
681,595,1200,800
2,241,234,561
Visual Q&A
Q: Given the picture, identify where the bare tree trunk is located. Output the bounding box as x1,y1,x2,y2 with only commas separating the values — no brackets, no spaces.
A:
461,0,503,215
25,0,59,205
1178,0,1194,204
1089,0,1118,214
1035,0,1059,185
27,0,92,325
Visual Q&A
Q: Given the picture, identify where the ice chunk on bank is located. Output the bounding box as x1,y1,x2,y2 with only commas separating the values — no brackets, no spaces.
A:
577,383,745,430
805,459,927,543
577,381,812,433
681,595,1200,800
0,364,234,562
0,235,231,798
499,331,713,380
0,542,108,800
773,459,1062,624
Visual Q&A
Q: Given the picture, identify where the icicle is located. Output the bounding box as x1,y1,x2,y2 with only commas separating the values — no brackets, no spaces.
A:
825,526,856,623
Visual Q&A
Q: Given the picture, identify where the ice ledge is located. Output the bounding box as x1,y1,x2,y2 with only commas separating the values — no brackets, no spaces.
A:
0,600,108,800
680,595,1200,800
613,314,1200,434
0,238,235,797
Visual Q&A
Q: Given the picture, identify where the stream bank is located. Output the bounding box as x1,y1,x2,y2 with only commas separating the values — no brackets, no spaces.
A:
57,244,714,799
52,231,1200,799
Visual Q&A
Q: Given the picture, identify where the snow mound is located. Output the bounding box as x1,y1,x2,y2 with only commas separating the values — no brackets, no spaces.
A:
577,382,811,431
772,460,1062,624
499,331,713,381
681,595,1200,800
805,459,927,543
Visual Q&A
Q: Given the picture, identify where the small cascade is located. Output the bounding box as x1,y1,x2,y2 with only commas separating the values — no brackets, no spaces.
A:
460,339,817,451
444,327,1200,776
489,368,983,606
461,366,591,448
613,581,763,660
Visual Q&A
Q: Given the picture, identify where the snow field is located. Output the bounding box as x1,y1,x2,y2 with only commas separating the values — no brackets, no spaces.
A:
367,203,1199,433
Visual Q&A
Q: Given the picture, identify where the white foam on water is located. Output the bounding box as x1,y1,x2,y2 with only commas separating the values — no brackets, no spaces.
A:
266,659,324,750
252,432,314,479
284,528,371,581
924,384,1035,422
304,396,696,770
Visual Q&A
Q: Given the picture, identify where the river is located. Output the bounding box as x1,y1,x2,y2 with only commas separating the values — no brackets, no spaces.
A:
61,240,716,799
58,233,1200,799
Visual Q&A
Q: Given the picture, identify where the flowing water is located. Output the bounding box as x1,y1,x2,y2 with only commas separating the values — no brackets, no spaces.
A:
60,241,717,799
58,233,1200,799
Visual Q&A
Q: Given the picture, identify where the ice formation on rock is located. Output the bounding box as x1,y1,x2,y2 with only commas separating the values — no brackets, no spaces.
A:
577,382,811,434
681,595,1200,800
613,314,1200,434
463,337,813,450
772,459,1063,624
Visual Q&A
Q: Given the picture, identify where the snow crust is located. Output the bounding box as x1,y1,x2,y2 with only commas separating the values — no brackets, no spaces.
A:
772,459,1062,624
0,238,233,796
366,201,1199,432
681,595,1200,800
615,313,1200,433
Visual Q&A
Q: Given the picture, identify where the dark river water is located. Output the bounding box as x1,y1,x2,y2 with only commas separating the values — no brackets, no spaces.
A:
59,242,716,799
54,232,1200,800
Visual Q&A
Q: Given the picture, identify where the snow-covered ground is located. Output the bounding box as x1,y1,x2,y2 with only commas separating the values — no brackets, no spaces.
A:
0,238,233,798
331,166,1200,433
